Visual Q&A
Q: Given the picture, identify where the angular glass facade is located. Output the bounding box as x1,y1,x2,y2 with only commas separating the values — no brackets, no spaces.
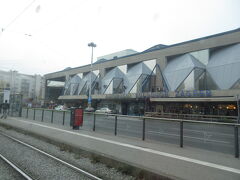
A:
207,44,240,89
163,54,205,91
63,43,240,97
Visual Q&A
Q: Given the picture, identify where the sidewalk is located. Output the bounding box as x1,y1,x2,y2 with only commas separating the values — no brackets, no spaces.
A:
0,116,240,180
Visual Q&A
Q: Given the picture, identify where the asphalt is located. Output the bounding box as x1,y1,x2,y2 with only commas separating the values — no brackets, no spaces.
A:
0,116,240,180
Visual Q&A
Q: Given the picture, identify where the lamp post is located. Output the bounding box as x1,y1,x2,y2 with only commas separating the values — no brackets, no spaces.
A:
87,42,96,109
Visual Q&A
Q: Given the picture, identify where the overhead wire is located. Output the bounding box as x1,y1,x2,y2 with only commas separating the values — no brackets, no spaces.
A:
3,0,37,31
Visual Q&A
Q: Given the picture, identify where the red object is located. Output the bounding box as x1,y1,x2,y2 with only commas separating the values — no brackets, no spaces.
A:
74,109,83,126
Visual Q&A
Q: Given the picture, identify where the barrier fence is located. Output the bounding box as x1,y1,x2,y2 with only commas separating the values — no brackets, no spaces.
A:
21,108,240,158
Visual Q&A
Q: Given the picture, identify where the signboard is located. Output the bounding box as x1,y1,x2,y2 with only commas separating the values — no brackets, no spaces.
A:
3,89,10,103
88,97,92,103
175,90,212,97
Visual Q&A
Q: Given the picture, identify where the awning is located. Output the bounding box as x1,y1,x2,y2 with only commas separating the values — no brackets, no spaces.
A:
150,97,237,102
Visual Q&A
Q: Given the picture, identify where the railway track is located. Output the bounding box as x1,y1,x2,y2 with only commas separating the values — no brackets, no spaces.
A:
0,131,103,180
0,153,33,180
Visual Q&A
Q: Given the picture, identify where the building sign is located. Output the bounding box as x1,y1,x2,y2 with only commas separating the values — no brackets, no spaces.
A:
100,90,212,100
105,93,135,99
136,91,169,99
175,90,212,97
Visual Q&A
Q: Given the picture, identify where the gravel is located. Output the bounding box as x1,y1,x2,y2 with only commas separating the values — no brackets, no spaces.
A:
0,133,91,180
0,158,25,180
0,126,134,180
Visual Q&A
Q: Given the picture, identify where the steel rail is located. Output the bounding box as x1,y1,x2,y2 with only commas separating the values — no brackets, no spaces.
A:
0,153,33,180
0,131,102,180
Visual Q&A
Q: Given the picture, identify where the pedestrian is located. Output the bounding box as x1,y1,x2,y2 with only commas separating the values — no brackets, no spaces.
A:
1,100,10,119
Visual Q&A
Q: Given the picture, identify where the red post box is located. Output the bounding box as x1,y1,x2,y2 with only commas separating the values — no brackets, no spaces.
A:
74,108,83,127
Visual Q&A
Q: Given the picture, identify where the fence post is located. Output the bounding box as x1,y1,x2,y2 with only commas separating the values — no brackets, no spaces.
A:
33,109,36,120
142,118,145,141
114,115,118,136
234,126,239,158
62,111,65,125
237,95,239,124
93,113,96,131
41,109,44,122
180,121,183,148
19,107,22,117
26,108,29,118
51,110,54,123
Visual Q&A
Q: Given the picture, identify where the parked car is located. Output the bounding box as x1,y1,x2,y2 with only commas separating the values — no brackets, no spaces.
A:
84,107,95,112
54,105,65,111
95,107,113,114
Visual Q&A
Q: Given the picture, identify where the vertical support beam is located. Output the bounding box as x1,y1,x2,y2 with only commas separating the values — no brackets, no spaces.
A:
26,108,29,118
62,111,65,125
33,109,36,120
234,126,239,158
93,113,96,131
142,118,145,141
114,115,118,136
51,110,54,123
41,109,44,122
180,121,183,148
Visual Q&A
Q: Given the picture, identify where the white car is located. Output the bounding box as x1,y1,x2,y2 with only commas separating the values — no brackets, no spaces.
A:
95,107,112,113
55,105,65,111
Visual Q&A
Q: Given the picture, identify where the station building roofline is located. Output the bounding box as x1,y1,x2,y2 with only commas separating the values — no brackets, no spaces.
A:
45,27,240,77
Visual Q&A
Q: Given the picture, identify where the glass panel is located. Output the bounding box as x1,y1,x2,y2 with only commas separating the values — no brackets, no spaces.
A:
118,65,127,74
79,82,88,95
196,71,206,90
113,78,124,94
93,70,99,75
190,49,209,65
177,70,195,91
206,71,218,90
105,80,113,94
152,64,168,92
231,79,240,89
129,74,148,93
144,59,156,72
142,75,151,92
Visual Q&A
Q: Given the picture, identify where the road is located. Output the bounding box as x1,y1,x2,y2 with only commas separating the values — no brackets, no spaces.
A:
22,109,238,155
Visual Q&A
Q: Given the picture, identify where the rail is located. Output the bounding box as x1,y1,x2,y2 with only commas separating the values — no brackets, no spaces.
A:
21,108,240,158
0,153,33,180
145,112,238,122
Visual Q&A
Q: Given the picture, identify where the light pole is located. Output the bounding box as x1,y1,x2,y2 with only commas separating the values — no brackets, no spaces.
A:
88,42,96,109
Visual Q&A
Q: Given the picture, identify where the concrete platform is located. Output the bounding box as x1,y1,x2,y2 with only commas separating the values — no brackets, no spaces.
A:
0,117,240,180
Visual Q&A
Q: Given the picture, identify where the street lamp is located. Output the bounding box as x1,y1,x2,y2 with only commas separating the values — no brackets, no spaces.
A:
87,42,96,110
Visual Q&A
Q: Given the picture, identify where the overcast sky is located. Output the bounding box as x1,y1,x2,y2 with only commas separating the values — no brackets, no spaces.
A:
0,0,239,75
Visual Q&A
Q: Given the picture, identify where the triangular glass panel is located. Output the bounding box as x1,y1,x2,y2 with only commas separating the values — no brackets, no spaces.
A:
176,70,195,91
231,79,240,89
206,71,219,90
195,70,206,90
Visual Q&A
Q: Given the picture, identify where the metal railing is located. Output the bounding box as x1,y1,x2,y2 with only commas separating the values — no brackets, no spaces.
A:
21,108,240,158
87,112,240,158
145,112,238,122
24,108,70,126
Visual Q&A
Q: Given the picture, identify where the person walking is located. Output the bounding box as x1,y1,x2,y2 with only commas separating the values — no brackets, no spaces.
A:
1,100,10,119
